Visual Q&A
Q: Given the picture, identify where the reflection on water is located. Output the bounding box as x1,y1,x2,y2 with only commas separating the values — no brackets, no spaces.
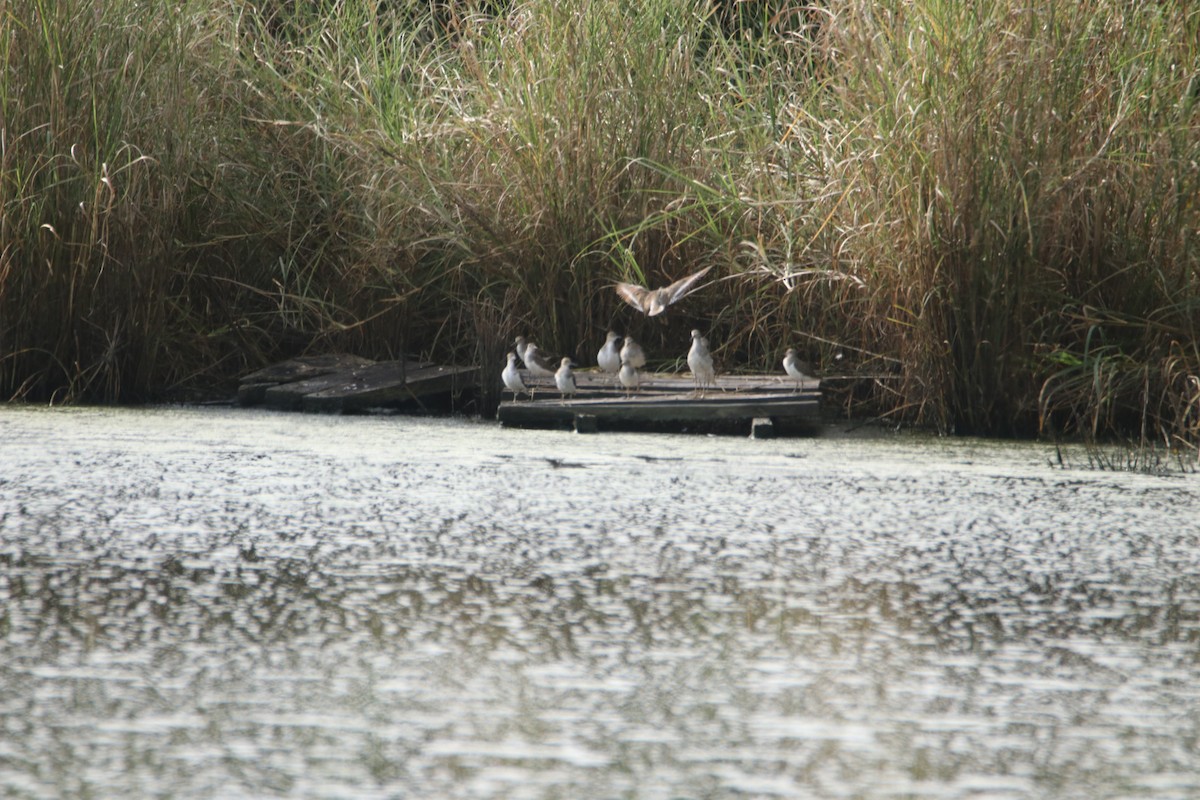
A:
1,406,1198,799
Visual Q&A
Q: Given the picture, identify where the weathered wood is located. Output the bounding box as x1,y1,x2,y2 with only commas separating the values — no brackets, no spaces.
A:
573,414,599,434
236,382,277,407
239,354,477,412
301,363,478,413
260,362,413,410
537,370,818,395
240,354,376,387
499,394,817,424
497,371,820,435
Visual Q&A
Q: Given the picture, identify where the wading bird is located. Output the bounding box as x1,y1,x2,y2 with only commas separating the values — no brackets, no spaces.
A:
513,336,532,366
782,348,814,390
619,358,640,398
555,357,577,403
521,342,556,379
687,329,716,396
619,335,646,371
597,331,622,381
501,352,528,400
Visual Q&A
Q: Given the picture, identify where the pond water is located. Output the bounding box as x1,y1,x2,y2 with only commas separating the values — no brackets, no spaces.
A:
1,405,1198,799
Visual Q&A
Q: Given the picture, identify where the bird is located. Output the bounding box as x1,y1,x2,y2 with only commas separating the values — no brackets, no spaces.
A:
783,348,814,390
619,335,646,370
597,331,622,381
618,359,640,397
687,329,716,396
522,342,557,379
501,352,528,400
513,335,532,366
614,266,714,317
555,357,577,403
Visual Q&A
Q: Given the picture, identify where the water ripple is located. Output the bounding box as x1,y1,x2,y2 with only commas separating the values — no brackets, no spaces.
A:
2,406,1199,799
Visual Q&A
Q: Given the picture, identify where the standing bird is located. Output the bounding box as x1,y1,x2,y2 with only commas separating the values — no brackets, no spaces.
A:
554,357,577,403
597,331,622,382
522,342,557,379
614,266,714,317
501,352,528,400
513,336,532,366
618,358,640,398
687,329,716,396
782,348,814,390
619,335,647,371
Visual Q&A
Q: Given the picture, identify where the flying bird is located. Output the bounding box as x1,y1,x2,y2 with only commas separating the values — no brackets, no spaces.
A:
614,266,714,317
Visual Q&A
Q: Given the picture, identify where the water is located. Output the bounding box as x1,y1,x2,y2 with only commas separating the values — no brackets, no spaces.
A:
1,405,1198,799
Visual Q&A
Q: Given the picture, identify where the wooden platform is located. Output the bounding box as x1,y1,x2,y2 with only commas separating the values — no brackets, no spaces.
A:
238,354,478,413
497,371,820,436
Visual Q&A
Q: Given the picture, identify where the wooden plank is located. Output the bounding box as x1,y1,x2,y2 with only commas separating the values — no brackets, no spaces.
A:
564,370,816,394
238,354,380,407
261,360,427,411
237,382,276,407
241,354,376,387
498,396,817,425
301,364,478,413
497,371,820,434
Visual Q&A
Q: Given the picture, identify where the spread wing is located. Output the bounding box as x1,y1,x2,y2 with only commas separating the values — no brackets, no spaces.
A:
614,282,652,313
615,266,714,316
661,266,714,304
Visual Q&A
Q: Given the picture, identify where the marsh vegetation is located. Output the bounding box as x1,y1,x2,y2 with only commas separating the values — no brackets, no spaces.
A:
2,0,1198,444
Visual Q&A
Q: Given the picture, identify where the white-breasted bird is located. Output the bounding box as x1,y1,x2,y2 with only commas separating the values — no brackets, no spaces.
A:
782,348,814,390
513,336,532,366
501,352,528,399
597,331,622,380
619,335,646,370
522,342,556,379
687,329,715,395
554,357,577,403
618,359,640,397
614,266,714,317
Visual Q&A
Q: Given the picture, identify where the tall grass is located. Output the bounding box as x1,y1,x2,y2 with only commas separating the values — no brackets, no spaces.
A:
818,0,1200,439
0,0,373,400
0,0,193,400
1,0,1197,445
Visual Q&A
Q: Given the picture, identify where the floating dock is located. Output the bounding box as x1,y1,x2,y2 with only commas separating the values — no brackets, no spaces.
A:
238,354,478,413
497,371,820,437
236,354,821,436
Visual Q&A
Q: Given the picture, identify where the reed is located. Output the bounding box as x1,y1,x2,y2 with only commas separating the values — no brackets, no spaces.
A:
817,0,1200,440
1,0,1197,448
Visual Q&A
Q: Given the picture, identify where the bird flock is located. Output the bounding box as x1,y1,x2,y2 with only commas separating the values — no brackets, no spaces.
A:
500,267,815,402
